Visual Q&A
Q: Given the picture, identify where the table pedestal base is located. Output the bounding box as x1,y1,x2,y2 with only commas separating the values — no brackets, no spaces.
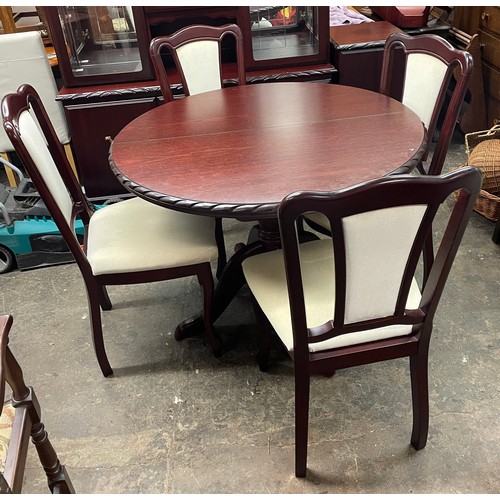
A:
175,219,318,349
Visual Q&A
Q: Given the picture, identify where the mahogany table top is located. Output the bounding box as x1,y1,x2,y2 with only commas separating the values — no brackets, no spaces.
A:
110,82,426,221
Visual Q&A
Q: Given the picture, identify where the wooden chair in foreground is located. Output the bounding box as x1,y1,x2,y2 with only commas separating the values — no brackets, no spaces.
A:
2,84,222,378
0,314,74,493
150,24,246,278
242,166,481,477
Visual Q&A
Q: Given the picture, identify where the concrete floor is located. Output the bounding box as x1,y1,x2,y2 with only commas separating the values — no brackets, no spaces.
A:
1,134,499,493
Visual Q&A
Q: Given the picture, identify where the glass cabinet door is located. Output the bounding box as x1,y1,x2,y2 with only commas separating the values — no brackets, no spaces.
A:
250,6,320,61
45,6,154,87
243,6,328,69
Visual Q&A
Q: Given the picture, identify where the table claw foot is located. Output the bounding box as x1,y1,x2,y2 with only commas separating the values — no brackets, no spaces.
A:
174,312,205,340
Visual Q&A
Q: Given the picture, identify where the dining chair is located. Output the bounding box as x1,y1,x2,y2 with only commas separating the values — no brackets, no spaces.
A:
2,84,222,377
149,23,246,103
0,31,77,187
0,314,74,493
149,24,246,278
379,32,473,176
303,33,473,268
242,166,481,477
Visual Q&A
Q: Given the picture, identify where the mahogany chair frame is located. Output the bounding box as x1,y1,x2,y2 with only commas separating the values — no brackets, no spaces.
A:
379,33,473,176
252,167,481,477
0,314,74,493
2,85,219,377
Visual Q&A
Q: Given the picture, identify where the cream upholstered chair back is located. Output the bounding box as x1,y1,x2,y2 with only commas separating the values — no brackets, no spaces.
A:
0,31,75,186
340,205,426,324
244,167,482,356
0,31,69,151
278,171,479,348
401,53,448,131
17,110,73,226
149,24,246,103
175,39,222,96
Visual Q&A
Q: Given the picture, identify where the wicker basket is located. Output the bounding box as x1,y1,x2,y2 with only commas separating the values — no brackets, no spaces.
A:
465,124,500,156
468,139,500,192
459,132,500,222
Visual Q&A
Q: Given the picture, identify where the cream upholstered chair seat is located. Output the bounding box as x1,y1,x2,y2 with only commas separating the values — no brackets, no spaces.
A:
87,197,218,275
301,211,330,233
242,238,421,353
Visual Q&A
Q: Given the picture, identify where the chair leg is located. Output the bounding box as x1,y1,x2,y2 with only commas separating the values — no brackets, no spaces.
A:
86,289,113,377
29,405,75,493
409,351,429,450
295,370,310,477
493,216,500,244
6,348,75,493
198,263,222,357
416,160,428,175
215,218,227,279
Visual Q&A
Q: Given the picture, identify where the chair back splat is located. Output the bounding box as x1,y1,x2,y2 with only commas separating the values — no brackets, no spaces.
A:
380,33,473,176
242,167,482,477
2,85,221,377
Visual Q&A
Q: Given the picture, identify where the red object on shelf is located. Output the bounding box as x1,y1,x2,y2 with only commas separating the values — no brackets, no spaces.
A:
370,6,431,29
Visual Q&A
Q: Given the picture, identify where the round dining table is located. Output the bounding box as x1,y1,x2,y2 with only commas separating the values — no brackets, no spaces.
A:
109,82,427,339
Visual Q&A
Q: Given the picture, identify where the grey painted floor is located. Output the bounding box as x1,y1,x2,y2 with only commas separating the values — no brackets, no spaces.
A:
1,133,499,494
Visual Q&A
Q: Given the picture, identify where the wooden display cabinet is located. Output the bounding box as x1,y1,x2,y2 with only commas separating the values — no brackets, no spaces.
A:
44,6,155,88
44,6,335,198
240,6,329,71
